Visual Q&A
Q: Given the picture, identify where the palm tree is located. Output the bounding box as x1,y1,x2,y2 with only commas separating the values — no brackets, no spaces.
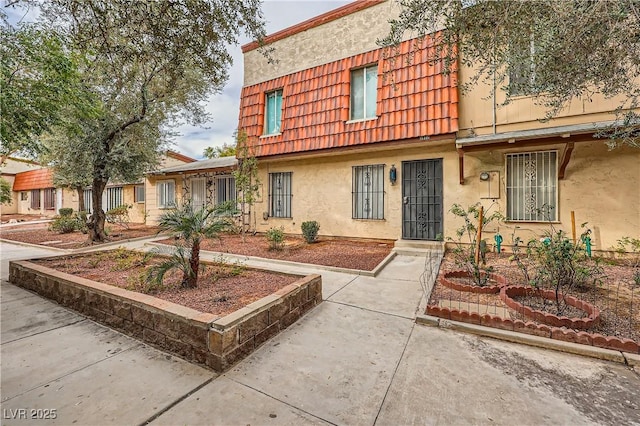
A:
149,201,235,288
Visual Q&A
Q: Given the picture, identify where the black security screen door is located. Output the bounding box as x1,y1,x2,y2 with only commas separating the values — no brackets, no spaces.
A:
402,159,443,240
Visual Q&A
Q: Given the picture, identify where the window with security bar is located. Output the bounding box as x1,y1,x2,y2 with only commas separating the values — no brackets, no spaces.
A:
83,189,93,213
269,172,292,218
506,151,557,221
216,176,236,204
105,187,124,212
352,164,384,220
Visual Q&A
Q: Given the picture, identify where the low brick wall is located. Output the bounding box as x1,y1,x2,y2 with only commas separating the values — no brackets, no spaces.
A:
9,260,322,372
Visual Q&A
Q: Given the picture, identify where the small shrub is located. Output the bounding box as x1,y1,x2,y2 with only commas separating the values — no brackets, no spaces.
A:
111,248,155,271
58,208,74,217
448,203,504,286
301,221,320,243
266,226,285,251
614,236,640,287
49,214,81,234
106,204,131,229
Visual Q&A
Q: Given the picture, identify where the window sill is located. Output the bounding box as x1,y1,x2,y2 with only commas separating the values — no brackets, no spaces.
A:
346,117,377,124
352,218,386,222
268,216,292,220
260,132,282,139
506,220,561,224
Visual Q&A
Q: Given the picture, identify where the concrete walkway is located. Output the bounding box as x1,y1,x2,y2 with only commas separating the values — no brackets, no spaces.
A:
1,240,639,425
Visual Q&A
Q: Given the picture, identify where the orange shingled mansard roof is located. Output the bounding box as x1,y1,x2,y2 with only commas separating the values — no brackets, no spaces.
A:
13,168,54,191
238,36,459,157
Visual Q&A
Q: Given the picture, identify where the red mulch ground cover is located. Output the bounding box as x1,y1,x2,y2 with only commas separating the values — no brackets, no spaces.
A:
32,249,299,317
157,233,393,271
0,224,161,249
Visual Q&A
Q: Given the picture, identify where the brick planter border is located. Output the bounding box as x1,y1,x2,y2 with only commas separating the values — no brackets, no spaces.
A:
440,270,508,294
499,285,600,330
8,259,322,372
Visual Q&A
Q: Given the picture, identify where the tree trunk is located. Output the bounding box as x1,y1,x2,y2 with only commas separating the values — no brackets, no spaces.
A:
76,186,85,213
184,240,200,288
87,178,108,243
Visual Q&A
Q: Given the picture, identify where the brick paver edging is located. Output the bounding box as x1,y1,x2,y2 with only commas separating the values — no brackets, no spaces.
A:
440,271,508,294
8,260,322,372
426,303,638,354
499,285,600,330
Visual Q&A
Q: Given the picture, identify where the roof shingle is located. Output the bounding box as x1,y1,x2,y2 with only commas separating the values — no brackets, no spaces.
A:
239,36,458,157
13,169,54,191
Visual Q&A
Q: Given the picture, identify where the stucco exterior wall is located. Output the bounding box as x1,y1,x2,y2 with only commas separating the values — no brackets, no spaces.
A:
243,1,399,86
249,140,638,250
458,63,635,136
15,189,57,217
145,175,184,225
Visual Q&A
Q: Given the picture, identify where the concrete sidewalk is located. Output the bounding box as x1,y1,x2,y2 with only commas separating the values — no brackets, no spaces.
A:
1,241,639,425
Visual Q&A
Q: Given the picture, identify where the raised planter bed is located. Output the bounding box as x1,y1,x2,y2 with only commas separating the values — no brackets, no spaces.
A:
499,285,600,330
9,259,322,372
440,270,508,294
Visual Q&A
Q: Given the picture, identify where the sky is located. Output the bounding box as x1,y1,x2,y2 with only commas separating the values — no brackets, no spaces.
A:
4,0,351,160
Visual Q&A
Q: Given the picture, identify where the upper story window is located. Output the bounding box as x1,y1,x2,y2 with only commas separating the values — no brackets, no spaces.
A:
506,151,557,222
350,65,378,120
264,89,283,135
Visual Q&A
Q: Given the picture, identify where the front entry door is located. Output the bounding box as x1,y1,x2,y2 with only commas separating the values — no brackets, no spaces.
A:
402,159,443,240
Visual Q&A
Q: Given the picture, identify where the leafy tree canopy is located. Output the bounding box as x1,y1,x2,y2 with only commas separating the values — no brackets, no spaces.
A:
379,0,640,148
25,0,267,242
0,17,88,162
204,142,236,158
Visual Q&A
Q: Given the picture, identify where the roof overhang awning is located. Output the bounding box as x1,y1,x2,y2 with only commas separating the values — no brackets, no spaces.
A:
455,121,615,185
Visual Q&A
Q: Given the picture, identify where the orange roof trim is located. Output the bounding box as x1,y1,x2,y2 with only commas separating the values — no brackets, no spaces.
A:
238,36,459,157
13,169,54,191
242,0,385,53
166,150,197,163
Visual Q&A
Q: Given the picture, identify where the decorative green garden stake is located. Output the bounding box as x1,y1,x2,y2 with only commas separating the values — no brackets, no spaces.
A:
582,231,592,258
494,233,503,253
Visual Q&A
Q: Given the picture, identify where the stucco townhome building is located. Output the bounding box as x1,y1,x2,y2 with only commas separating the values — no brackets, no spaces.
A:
238,0,639,251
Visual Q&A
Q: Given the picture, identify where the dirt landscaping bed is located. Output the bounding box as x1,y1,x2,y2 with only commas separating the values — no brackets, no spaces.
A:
0,224,161,249
9,249,322,371
157,233,394,271
429,251,640,348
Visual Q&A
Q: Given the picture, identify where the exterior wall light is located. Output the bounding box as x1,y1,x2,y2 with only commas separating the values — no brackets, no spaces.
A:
389,164,397,185
479,172,490,181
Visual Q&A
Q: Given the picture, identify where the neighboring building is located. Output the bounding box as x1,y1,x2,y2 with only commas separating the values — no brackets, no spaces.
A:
238,0,639,251
145,156,238,225
1,157,43,215
81,150,197,223
11,168,60,217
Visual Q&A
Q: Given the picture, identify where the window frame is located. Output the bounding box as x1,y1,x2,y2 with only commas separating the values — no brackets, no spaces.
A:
352,164,385,220
30,189,41,210
268,172,292,218
505,151,558,222
20,191,28,201
216,175,236,205
43,188,55,210
264,89,283,135
350,64,378,121
134,185,145,203
156,179,176,209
